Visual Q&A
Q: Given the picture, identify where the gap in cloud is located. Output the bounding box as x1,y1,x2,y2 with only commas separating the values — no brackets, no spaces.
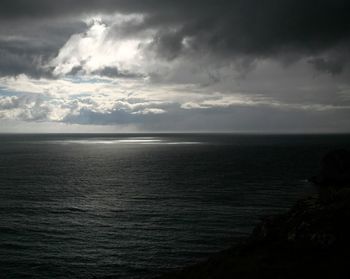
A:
48,15,151,79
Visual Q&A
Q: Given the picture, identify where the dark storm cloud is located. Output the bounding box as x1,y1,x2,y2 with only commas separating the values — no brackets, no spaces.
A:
6,1,348,53
91,67,144,79
140,0,350,68
308,57,345,75
0,48,46,78
0,0,350,77
0,17,86,77
307,47,350,75
64,65,144,78
0,35,57,78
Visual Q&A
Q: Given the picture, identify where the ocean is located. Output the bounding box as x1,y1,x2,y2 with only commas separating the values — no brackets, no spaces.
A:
1,134,349,279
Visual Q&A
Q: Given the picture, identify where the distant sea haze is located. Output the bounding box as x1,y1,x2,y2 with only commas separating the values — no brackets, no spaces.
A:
1,134,349,279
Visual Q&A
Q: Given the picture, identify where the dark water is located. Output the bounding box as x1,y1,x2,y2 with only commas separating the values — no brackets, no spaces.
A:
1,134,349,279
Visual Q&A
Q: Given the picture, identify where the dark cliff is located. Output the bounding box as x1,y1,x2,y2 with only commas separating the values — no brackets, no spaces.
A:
158,149,350,279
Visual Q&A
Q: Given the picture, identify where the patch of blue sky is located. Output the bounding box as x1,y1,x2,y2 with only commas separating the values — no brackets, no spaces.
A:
0,88,54,102
64,75,113,84
0,88,23,97
68,92,92,98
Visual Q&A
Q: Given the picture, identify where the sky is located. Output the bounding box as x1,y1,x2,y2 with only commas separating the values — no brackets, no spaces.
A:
0,0,350,133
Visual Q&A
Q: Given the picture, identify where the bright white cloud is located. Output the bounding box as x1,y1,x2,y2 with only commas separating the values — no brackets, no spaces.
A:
1,73,349,126
49,18,148,77
181,93,350,111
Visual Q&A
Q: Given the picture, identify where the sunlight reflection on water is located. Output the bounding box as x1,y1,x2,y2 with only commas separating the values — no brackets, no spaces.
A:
48,138,202,145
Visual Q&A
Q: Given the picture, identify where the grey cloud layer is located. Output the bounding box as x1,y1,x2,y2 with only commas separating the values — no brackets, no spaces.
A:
0,17,87,77
1,0,350,133
0,0,350,77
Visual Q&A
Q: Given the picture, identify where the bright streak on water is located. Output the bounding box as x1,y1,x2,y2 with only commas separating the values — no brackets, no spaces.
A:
44,137,201,145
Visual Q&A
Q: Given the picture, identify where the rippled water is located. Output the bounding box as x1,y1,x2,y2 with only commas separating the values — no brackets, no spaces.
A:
1,134,349,279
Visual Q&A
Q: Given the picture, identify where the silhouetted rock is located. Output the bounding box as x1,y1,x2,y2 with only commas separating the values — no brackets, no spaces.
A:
157,150,350,279
310,149,350,202
311,149,350,188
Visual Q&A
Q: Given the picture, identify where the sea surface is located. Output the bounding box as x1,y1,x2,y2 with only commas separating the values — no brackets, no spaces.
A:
1,134,349,279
